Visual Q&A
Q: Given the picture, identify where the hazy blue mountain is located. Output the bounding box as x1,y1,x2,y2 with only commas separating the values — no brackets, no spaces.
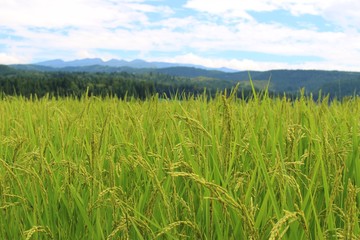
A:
36,59,66,68
37,58,104,68
34,58,238,72
105,59,129,67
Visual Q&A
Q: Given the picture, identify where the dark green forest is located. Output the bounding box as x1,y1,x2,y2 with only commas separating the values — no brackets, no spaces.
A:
0,65,239,99
1,64,360,100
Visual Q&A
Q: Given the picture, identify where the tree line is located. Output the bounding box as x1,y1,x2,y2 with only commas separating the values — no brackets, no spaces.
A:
1,65,357,100
0,66,244,99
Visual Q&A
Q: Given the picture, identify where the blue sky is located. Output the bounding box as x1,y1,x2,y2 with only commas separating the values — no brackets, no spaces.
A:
1,0,360,70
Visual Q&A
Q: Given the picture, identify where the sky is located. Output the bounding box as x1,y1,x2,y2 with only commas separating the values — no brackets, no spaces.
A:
1,0,360,71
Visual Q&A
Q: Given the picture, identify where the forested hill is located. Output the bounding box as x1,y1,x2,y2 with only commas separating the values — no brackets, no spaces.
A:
153,68,360,95
0,65,238,99
2,64,360,99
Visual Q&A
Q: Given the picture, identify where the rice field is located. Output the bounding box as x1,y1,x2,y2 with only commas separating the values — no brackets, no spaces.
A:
0,91,359,239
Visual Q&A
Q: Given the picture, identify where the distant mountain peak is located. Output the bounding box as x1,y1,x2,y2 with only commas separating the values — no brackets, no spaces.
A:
130,59,146,63
38,59,64,64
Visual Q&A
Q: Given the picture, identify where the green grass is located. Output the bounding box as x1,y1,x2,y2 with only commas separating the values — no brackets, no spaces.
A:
0,92,359,239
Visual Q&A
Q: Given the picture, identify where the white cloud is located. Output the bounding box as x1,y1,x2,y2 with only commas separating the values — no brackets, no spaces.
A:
0,0,172,29
1,0,360,71
0,52,31,64
322,1,360,29
184,0,360,29
2,14,360,70
150,53,360,71
184,0,321,17
156,17,198,30
0,0,179,62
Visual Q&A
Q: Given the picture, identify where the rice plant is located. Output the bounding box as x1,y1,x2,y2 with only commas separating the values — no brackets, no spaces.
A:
0,91,359,239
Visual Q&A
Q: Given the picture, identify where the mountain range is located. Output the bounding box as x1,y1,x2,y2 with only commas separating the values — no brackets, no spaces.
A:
4,58,360,97
34,58,237,72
